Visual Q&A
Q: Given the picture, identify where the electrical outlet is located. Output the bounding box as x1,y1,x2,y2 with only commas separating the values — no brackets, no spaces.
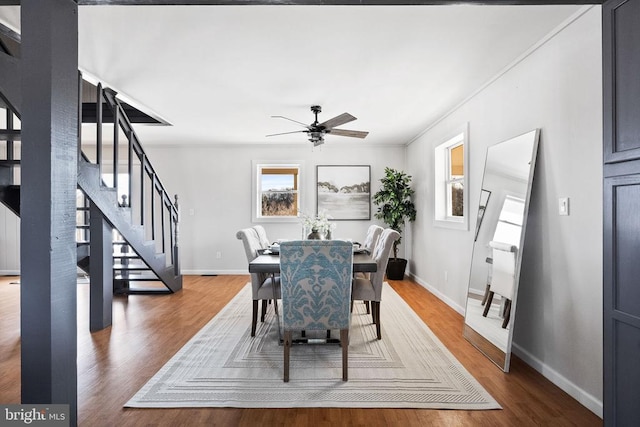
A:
559,197,570,216
216,251,222,259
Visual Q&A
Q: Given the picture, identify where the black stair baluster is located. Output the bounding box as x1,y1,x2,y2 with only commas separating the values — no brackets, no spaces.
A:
113,106,119,191
140,153,145,226
6,107,13,164
161,194,166,254
97,83,103,178
77,71,82,154
127,131,133,208
151,173,156,241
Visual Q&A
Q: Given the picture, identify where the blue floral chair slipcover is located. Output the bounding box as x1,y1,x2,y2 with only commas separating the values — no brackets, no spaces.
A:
279,240,354,382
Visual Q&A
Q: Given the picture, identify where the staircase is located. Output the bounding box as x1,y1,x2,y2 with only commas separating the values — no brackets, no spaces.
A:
0,80,182,294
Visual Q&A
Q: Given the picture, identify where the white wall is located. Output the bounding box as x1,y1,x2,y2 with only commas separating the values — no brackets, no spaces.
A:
144,143,405,275
405,7,602,416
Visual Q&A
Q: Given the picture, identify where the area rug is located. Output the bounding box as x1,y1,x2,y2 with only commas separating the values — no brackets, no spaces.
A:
125,283,501,410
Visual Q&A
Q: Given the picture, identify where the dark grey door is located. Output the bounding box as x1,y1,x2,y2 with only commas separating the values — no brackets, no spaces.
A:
603,0,640,425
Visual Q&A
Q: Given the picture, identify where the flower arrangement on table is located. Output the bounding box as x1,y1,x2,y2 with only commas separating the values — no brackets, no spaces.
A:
299,210,337,239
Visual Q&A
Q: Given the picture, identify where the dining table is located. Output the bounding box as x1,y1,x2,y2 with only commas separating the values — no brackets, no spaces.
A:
248,247,377,343
249,248,377,274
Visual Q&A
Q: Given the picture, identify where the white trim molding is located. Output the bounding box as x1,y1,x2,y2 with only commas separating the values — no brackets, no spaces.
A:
511,343,603,418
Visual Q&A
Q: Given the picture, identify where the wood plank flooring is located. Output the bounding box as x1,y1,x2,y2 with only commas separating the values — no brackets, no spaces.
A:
0,275,601,426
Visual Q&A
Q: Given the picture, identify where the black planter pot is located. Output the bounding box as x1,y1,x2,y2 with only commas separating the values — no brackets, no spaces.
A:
386,258,408,280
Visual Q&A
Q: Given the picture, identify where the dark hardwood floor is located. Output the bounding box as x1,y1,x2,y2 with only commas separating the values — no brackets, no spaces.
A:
0,274,601,426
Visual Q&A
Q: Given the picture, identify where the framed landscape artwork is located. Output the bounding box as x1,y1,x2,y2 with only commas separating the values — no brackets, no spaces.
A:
317,165,371,220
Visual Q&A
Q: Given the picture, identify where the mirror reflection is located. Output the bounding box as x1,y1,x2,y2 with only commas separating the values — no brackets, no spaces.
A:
463,129,539,372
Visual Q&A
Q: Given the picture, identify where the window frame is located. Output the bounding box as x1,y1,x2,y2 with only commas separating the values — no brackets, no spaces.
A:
434,124,469,230
492,195,525,247
445,141,465,219
252,160,303,223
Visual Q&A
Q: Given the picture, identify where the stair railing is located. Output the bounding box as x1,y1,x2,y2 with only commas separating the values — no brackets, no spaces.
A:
80,83,179,269
0,91,20,187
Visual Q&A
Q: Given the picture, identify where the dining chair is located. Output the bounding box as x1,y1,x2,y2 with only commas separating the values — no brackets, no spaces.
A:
356,224,384,313
279,240,354,382
362,224,384,254
351,228,400,340
236,227,280,337
252,225,279,321
253,225,271,249
482,240,517,328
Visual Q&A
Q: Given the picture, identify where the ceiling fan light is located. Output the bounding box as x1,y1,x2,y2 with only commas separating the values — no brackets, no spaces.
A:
309,133,324,146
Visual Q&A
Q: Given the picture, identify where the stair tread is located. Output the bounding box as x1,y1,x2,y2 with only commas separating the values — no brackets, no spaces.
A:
114,273,159,281
113,263,149,270
0,159,21,166
114,287,171,295
0,129,21,140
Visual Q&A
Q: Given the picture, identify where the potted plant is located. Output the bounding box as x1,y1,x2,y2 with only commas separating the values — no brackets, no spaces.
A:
373,167,417,280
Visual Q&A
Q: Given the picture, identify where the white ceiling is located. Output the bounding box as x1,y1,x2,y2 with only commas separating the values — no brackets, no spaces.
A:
0,5,585,147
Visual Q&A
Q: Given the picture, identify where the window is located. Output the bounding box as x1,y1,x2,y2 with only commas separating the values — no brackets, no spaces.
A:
446,142,464,218
434,124,469,230
253,162,302,222
492,195,525,247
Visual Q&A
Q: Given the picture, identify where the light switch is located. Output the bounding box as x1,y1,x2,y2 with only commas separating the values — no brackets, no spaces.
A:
559,197,570,216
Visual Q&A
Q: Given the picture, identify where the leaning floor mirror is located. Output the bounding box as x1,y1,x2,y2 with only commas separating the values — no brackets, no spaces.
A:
463,129,540,372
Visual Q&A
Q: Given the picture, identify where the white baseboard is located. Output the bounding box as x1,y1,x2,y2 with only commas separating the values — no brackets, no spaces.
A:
182,269,247,276
511,343,603,418
408,270,603,419
0,270,19,276
406,272,465,315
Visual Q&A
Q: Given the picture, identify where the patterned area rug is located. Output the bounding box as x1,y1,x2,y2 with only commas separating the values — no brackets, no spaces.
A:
126,283,501,409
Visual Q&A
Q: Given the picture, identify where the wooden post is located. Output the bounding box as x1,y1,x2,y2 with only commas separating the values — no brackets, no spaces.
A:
20,1,78,424
90,203,113,331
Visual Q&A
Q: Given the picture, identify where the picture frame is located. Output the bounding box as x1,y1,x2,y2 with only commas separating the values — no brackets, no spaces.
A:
316,165,371,220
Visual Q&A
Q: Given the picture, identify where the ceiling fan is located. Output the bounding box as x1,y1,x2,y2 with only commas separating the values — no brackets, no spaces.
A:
266,105,369,147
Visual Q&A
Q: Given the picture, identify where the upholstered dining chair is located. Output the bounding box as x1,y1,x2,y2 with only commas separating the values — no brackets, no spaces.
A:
236,227,280,337
279,240,354,382
253,225,271,249
351,228,400,340
357,224,384,313
482,240,517,328
362,224,384,254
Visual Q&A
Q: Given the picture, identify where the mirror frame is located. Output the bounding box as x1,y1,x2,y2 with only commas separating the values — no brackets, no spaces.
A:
463,129,540,371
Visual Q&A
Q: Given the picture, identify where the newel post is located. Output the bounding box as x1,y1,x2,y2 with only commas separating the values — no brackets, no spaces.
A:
173,194,180,275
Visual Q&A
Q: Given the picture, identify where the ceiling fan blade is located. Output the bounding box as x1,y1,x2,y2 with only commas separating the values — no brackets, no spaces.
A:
328,129,369,139
265,130,308,137
318,112,356,130
271,115,310,128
